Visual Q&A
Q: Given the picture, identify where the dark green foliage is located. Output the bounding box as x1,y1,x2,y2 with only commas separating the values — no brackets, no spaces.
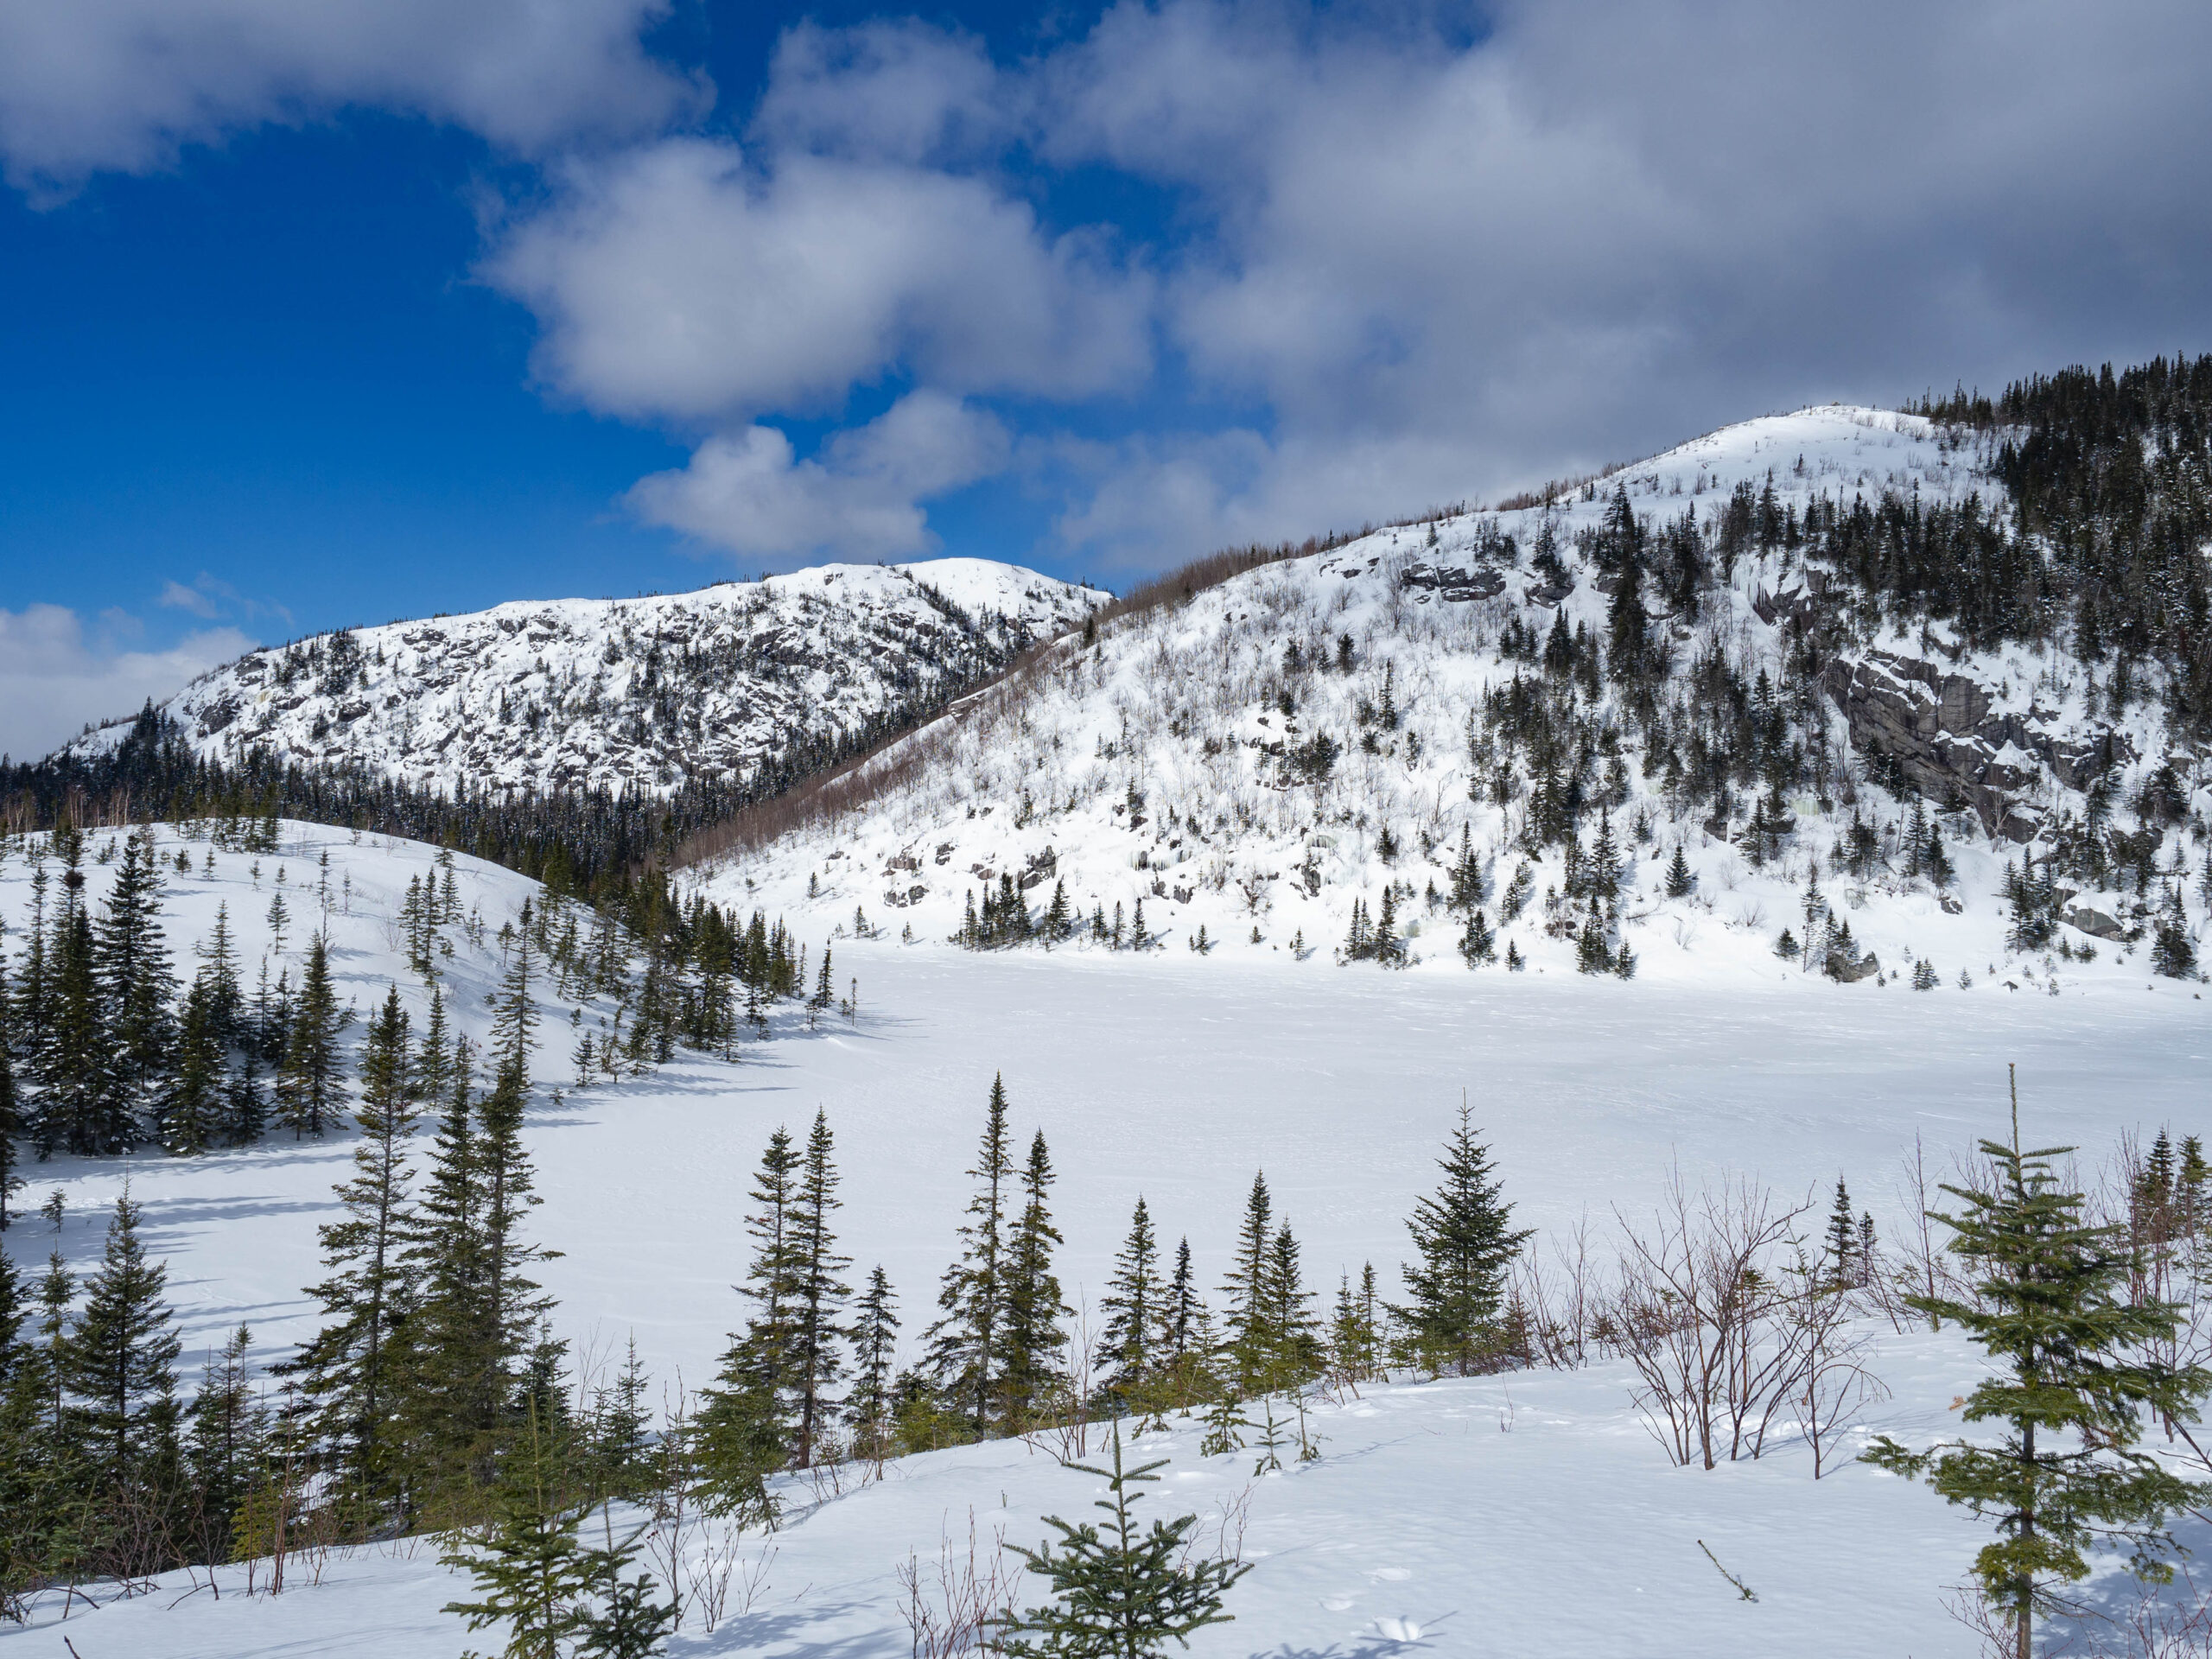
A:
846,1266,900,1460
995,1426,1249,1659
63,1189,183,1497
1391,1105,1531,1376
441,1406,588,1659
927,1074,1016,1435
787,1110,852,1465
1101,1198,1160,1406
1002,1130,1069,1427
283,984,420,1519
1866,1076,2211,1655
276,932,348,1139
573,1506,677,1658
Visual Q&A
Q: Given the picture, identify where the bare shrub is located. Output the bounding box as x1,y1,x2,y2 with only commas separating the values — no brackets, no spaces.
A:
897,1510,1018,1659
1608,1170,1815,1469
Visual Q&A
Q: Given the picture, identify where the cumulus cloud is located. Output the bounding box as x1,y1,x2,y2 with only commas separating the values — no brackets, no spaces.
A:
0,0,702,194
1037,0,2212,515
487,137,1150,421
626,391,1010,563
0,604,249,762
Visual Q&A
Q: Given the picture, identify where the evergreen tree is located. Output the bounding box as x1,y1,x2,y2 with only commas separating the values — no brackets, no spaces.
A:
1166,1240,1198,1366
160,971,226,1155
1002,1130,1069,1427
1664,844,1694,898
61,1188,183,1499
1823,1176,1856,1288
184,1325,266,1561
1100,1197,1160,1405
928,1074,1016,1436
573,1504,677,1658
787,1110,852,1466
41,895,108,1155
441,1404,588,1659
286,984,420,1520
1221,1173,1274,1390
276,933,347,1139
696,1126,799,1515
1868,1075,2210,1656
1457,908,1495,969
995,1425,1249,1659
0,1046,20,1230
847,1267,900,1461
94,825,176,1143
1390,1105,1531,1376
1259,1224,1322,1388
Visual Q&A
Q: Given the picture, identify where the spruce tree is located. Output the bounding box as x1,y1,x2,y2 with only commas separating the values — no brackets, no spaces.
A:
927,1074,1015,1436
995,1425,1249,1659
0,1046,20,1230
1823,1176,1856,1288
1257,1224,1322,1389
160,971,226,1155
277,933,347,1139
696,1126,799,1515
1100,1197,1160,1406
1867,1074,2210,1656
286,984,421,1520
1222,1173,1274,1391
1390,1104,1531,1376
1002,1130,1069,1427
787,1110,852,1466
185,1325,266,1561
847,1267,899,1461
572,1503,677,1658
441,1403,587,1659
1664,843,1693,898
94,825,176,1144
61,1188,183,1499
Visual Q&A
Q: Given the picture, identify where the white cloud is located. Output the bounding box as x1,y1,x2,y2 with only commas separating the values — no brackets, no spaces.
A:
0,604,249,762
487,137,1151,421
0,0,702,194
626,391,1010,563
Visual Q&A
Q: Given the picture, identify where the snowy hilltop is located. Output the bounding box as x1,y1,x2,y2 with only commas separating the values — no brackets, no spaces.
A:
66,559,1107,799
695,404,2210,992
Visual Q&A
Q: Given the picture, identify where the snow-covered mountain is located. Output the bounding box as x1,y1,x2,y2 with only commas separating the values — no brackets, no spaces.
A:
71,559,1106,798
695,407,2209,989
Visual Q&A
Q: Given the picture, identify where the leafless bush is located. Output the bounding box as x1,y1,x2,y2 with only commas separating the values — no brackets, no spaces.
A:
897,1510,1018,1659
1608,1169,1815,1469
690,1522,772,1637
1514,1215,1605,1370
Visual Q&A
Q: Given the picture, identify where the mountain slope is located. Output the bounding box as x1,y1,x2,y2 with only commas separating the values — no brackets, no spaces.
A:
71,559,1105,799
694,405,2210,989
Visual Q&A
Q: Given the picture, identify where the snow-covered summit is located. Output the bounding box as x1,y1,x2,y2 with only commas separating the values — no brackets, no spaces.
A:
69,559,1107,799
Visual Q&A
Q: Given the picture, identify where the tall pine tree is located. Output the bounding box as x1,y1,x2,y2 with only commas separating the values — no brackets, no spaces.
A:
1390,1103,1531,1376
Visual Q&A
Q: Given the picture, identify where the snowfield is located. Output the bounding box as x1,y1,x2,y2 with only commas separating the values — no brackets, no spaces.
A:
4,822,2209,1656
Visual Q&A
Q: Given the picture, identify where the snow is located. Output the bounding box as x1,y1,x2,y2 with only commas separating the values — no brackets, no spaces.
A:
65,558,1108,798
5,821,2209,1656
694,408,2205,992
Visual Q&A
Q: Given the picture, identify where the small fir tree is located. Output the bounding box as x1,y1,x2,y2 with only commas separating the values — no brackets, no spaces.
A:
1391,1104,1531,1376
1866,1071,2211,1656
995,1425,1250,1659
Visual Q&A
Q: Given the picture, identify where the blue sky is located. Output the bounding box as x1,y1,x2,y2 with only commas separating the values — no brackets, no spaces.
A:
3,0,2210,759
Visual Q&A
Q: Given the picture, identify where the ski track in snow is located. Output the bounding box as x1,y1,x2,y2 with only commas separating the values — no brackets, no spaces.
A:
4,820,2209,1656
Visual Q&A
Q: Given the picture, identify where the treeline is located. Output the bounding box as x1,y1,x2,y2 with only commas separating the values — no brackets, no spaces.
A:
0,819,823,1173
0,688,957,910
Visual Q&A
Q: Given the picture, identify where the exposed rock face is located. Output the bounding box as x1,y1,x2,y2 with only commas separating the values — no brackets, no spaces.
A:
1825,948,1880,982
1399,562,1508,602
1822,648,2131,842
2063,905,2126,941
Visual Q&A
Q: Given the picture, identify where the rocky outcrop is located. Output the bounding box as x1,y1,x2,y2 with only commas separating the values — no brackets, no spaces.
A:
1399,562,1508,602
1822,648,2132,842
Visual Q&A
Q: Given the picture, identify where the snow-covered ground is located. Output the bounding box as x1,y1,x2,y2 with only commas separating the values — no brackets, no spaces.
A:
4,822,2209,1656
698,408,2208,991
